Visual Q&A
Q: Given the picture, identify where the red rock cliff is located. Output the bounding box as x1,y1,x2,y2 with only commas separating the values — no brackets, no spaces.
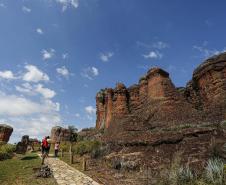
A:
96,52,226,131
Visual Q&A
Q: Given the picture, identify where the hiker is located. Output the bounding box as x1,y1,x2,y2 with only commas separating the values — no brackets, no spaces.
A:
54,142,60,157
46,136,51,155
41,136,49,165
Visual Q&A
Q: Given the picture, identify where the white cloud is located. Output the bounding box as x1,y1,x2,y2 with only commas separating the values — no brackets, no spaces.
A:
85,106,96,114
75,113,80,118
22,6,31,13
81,67,99,80
193,45,226,58
0,3,6,8
16,83,55,99
143,51,163,59
0,92,59,117
100,52,114,62
62,53,69,60
41,49,55,60
0,70,15,80
152,41,169,49
56,66,70,77
16,83,34,95
56,0,79,12
137,41,169,50
35,84,56,99
36,28,43,35
23,65,50,83
10,114,61,141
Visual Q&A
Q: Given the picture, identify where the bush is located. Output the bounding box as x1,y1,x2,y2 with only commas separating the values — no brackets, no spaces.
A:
0,144,16,160
72,140,101,156
204,158,225,185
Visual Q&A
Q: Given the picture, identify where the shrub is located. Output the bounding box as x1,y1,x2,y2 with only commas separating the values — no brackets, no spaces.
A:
73,140,101,156
0,144,16,160
204,158,225,185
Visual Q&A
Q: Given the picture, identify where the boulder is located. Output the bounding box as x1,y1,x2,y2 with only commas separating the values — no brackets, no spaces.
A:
0,124,13,143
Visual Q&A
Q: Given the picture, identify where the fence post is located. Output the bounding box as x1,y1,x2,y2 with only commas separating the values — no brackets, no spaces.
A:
83,157,87,171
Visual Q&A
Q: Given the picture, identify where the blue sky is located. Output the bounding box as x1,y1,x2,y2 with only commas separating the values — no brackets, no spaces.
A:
0,0,226,143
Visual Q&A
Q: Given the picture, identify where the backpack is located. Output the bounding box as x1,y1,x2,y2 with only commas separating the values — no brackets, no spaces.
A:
42,139,48,148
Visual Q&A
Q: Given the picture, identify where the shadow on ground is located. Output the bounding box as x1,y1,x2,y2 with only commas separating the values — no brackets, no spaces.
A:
21,155,39,160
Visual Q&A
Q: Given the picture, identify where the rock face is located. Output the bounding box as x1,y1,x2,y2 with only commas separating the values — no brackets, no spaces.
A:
0,124,13,143
51,126,71,143
95,52,226,171
96,52,226,132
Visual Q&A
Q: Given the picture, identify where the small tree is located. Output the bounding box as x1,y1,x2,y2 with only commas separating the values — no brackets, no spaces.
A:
68,125,78,164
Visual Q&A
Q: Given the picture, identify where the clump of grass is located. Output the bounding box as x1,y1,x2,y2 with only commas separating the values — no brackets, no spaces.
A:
204,158,225,185
177,166,196,184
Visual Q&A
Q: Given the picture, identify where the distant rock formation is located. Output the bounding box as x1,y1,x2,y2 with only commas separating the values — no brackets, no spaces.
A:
0,124,13,143
51,126,71,143
16,135,29,154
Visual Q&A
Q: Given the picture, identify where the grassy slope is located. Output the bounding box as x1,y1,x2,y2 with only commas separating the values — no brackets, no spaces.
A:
0,153,57,185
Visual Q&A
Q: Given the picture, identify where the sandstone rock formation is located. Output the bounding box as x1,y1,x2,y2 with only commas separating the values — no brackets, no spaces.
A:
51,126,71,143
96,52,226,133
0,124,13,143
95,52,226,171
16,135,30,154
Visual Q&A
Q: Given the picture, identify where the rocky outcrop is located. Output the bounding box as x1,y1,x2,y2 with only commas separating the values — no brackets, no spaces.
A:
51,126,71,142
16,135,29,154
94,52,226,178
0,124,13,143
183,53,226,122
96,52,226,133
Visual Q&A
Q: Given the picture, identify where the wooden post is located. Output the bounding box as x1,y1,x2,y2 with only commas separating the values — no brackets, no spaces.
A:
83,157,87,171
70,153,74,164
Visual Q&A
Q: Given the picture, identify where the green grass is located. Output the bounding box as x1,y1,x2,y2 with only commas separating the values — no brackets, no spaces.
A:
0,153,57,185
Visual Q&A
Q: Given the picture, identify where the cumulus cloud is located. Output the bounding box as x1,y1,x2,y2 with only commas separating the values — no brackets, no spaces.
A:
0,92,59,117
22,6,31,13
35,84,56,99
16,83,35,95
16,83,56,99
41,49,55,60
100,52,114,62
0,70,15,80
81,67,99,80
56,66,70,78
36,28,43,35
23,65,50,83
9,114,61,141
56,0,79,12
143,51,163,59
85,106,96,114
